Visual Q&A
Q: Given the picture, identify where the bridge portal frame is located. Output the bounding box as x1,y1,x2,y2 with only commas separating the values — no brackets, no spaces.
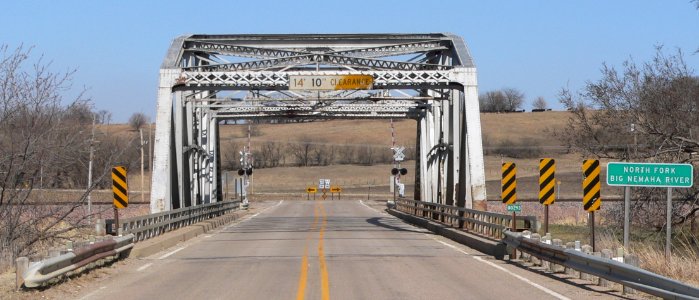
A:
151,33,485,213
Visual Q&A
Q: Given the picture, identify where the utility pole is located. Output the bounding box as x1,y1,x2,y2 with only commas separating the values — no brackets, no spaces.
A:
140,128,145,203
87,115,96,225
149,122,153,177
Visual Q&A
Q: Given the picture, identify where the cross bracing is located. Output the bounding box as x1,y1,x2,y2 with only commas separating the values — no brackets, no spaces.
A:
178,70,454,90
151,33,485,214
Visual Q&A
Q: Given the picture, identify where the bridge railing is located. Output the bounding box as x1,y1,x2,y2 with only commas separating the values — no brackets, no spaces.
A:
394,198,538,239
117,200,242,242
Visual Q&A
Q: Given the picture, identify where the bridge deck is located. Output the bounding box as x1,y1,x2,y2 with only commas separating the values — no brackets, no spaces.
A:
79,200,623,299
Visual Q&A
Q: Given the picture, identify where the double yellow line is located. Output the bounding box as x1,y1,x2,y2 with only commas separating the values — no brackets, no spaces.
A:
296,201,330,300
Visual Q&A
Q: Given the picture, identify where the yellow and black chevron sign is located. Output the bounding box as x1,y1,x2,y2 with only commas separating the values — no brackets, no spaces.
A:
501,162,517,204
539,158,556,205
582,159,601,212
112,166,128,209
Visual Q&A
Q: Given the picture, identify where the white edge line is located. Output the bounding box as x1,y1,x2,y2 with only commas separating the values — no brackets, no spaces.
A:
249,200,284,219
137,263,153,272
435,239,571,300
225,200,284,229
436,240,470,255
359,200,379,212
158,246,186,260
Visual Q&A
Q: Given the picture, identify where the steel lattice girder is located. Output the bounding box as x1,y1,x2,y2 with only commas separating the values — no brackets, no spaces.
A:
200,101,423,119
184,40,448,60
177,70,455,90
182,54,452,72
151,33,485,215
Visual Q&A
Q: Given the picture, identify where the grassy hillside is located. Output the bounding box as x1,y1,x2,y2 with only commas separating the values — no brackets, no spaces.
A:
219,111,570,147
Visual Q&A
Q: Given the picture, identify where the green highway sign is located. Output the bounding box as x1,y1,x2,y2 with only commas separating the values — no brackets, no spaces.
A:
607,162,693,188
506,204,521,212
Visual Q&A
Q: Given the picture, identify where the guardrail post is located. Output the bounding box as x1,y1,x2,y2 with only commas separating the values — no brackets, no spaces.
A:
599,249,613,287
541,233,551,270
96,219,106,236
15,257,28,290
580,245,593,281
623,254,639,295
530,234,541,265
519,231,531,261
551,239,563,272
564,242,576,276
591,251,602,283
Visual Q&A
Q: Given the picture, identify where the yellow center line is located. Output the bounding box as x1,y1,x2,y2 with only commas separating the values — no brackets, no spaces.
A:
296,202,320,300
318,201,330,300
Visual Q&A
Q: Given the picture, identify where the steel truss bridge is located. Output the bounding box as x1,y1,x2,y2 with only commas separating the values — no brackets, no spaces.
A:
150,33,486,213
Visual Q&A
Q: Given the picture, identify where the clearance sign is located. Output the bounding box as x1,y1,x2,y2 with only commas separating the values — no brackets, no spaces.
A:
289,75,373,90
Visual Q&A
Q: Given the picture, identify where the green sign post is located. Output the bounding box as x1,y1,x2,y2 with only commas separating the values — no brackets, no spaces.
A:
607,162,693,261
606,162,693,188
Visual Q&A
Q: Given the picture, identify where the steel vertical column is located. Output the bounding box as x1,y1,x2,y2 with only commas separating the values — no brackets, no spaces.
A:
451,89,462,208
454,68,486,209
414,118,422,201
211,118,221,203
419,112,430,202
444,93,455,205
434,100,444,204
150,69,180,213
457,90,472,209
174,91,188,209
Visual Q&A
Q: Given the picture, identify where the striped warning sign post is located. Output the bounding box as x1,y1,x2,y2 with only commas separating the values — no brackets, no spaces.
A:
582,159,601,251
582,159,601,212
502,162,518,259
539,158,555,233
111,166,127,236
501,162,517,204
112,166,129,209
539,158,556,205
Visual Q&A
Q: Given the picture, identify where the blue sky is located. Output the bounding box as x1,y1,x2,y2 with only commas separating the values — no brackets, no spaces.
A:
1,1,698,122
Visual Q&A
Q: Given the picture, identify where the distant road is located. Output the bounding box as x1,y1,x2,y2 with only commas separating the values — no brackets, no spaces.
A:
78,200,624,300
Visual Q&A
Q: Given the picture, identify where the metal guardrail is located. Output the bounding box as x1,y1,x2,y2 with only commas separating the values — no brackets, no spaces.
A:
503,230,699,300
21,234,134,288
19,200,243,289
118,200,242,242
394,198,538,239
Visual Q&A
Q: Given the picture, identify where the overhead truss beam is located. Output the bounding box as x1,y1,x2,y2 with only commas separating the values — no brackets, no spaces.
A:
178,70,454,90
184,40,448,60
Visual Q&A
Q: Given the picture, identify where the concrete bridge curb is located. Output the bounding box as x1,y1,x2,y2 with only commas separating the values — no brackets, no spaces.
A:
130,209,249,258
386,208,507,259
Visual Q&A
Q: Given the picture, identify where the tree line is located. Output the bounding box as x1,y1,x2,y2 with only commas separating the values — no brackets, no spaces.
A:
478,87,548,112
221,139,415,170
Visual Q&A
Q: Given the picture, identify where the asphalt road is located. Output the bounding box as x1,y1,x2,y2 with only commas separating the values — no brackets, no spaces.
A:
77,200,626,300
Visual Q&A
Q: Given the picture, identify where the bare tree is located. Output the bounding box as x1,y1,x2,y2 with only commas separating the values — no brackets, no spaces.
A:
0,45,127,270
479,88,525,112
502,87,525,111
479,90,507,112
336,143,356,164
532,96,548,110
220,140,242,170
255,142,285,168
557,47,699,228
97,109,111,124
289,138,315,167
128,112,148,131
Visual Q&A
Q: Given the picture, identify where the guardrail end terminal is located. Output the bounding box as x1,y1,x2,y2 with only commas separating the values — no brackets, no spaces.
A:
15,257,28,290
